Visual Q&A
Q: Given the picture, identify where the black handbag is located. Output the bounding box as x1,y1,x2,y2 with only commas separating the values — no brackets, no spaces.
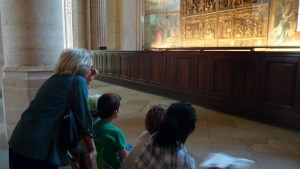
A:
60,75,80,149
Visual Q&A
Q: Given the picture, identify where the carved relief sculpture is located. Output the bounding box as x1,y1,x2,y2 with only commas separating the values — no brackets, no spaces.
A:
204,0,217,11
144,0,300,48
203,14,216,39
180,0,270,47
217,11,234,39
219,0,230,10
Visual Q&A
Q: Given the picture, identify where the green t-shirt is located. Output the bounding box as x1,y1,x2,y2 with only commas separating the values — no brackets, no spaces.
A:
94,120,126,169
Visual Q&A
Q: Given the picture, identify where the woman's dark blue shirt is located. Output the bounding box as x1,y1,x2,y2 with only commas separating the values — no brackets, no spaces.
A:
9,74,94,166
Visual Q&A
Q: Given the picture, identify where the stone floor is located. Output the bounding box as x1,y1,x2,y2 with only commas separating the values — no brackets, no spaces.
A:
1,80,300,169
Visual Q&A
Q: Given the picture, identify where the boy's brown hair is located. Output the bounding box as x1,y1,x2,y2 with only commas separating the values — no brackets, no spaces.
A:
97,93,121,119
145,104,168,134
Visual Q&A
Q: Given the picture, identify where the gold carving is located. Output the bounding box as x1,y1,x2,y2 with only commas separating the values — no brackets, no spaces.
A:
217,11,234,39
219,0,230,10
185,17,203,40
181,0,269,46
203,14,216,39
146,0,299,48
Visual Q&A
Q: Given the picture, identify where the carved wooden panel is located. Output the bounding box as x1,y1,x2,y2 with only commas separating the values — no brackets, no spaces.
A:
262,57,298,109
129,53,137,80
296,58,300,114
175,54,196,90
119,53,129,78
196,55,209,92
211,55,236,97
239,56,260,104
149,53,164,84
165,52,176,87
105,53,114,76
136,53,148,82
114,53,121,77
94,53,104,71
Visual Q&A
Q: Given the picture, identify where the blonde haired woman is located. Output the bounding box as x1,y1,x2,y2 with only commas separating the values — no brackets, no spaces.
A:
9,48,99,169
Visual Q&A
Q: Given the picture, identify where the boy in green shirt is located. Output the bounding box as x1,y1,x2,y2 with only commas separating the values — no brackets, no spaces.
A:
94,93,128,169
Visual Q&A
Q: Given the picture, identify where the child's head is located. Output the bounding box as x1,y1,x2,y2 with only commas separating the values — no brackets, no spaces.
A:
88,94,101,118
145,104,168,134
97,93,121,119
154,101,196,148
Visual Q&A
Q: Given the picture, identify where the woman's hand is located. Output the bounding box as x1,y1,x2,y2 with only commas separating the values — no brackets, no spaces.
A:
83,149,97,169
82,134,97,168
87,67,103,84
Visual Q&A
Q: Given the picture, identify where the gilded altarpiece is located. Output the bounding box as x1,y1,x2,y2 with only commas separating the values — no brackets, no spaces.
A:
182,0,269,47
144,0,300,48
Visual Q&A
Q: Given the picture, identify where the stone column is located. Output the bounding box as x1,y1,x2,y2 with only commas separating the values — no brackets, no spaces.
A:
0,0,64,140
91,0,107,50
99,0,107,50
87,0,92,49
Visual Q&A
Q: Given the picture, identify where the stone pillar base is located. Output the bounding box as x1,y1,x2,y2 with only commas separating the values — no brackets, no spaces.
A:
2,66,54,140
99,46,107,50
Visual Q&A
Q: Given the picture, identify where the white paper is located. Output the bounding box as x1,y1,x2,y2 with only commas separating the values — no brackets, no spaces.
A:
200,153,255,169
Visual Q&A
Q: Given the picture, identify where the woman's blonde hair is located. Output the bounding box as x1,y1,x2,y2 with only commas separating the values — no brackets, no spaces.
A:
54,48,93,75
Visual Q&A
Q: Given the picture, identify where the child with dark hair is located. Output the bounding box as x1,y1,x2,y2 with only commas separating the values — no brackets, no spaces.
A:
121,104,168,169
94,93,128,169
135,101,197,169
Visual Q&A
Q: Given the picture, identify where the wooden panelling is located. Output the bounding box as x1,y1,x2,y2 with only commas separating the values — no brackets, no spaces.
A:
105,53,114,76
196,55,207,92
94,50,300,130
262,57,298,109
136,53,148,82
95,53,106,73
129,53,137,80
149,53,164,84
174,54,196,90
164,52,175,87
238,56,260,104
296,58,300,115
211,55,236,98
119,53,130,78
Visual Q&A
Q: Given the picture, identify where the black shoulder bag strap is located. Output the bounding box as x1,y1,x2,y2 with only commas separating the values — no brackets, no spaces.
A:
65,75,89,169
64,75,78,119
